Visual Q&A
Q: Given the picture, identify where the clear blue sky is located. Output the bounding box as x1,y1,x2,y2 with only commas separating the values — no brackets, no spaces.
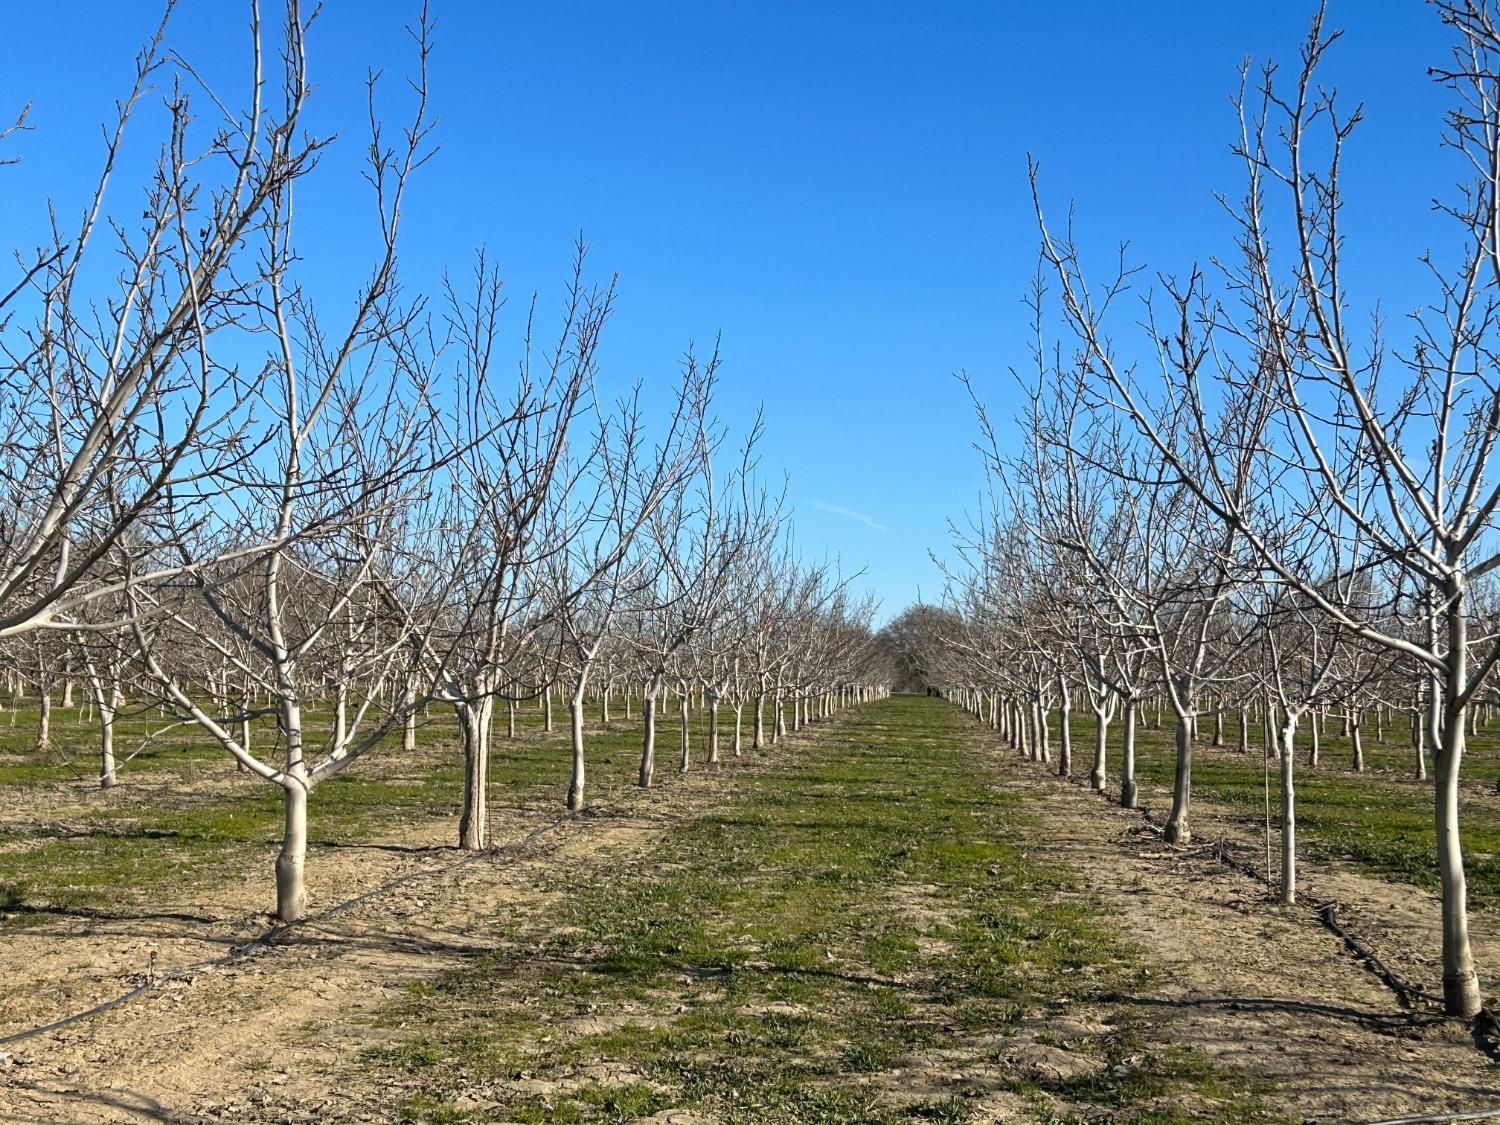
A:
0,2,1454,620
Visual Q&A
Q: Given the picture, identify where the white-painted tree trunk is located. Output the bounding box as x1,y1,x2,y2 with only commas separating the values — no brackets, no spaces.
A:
707,696,720,765
1164,713,1192,843
1090,704,1109,791
1437,591,1481,1016
1414,704,1428,781
1278,713,1298,905
458,697,495,850
1120,700,1138,809
567,681,588,812
275,697,310,922
36,692,50,751
277,771,310,922
99,692,118,789
639,675,662,787
1056,678,1072,778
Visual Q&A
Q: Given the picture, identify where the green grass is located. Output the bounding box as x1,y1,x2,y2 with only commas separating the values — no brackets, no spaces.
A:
0,695,727,926
361,696,1280,1123
1042,708,1500,909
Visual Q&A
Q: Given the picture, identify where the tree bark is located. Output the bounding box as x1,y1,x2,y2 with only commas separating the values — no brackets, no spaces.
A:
708,698,720,765
36,692,50,751
1163,713,1192,843
1438,592,1482,1017
458,698,494,849
99,699,117,789
1057,679,1072,778
1090,706,1109,792
567,683,587,812
1121,699,1138,809
1279,714,1298,906
639,676,661,787
276,774,309,922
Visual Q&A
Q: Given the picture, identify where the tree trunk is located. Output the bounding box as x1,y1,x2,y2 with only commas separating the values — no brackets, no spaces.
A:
708,698,720,764
276,774,309,922
458,698,494,850
275,694,310,922
333,681,347,752
1351,714,1364,772
1437,594,1482,1017
36,692,50,751
733,703,744,756
679,689,691,773
1279,714,1298,906
1057,679,1072,778
99,699,117,789
1416,702,1430,782
639,677,661,787
401,680,417,754
1090,706,1109,792
1121,699,1138,809
567,684,587,812
1163,713,1192,843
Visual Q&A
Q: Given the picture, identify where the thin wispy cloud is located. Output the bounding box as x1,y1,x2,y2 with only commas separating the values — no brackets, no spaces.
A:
810,500,888,533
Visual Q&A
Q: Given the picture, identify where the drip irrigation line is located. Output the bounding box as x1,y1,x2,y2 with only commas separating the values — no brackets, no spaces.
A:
0,811,566,1049
0,706,854,1050
984,716,1500,1040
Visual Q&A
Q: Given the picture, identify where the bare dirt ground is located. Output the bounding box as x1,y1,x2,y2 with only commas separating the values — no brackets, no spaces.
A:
0,739,749,1125
984,734,1500,1123
3,711,1500,1122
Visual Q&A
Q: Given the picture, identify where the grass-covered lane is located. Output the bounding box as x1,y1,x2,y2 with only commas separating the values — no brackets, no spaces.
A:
368,695,1278,1124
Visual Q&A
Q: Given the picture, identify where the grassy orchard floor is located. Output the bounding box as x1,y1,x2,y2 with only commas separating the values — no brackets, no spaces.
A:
1043,708,1500,908
0,696,719,927
367,695,1276,1124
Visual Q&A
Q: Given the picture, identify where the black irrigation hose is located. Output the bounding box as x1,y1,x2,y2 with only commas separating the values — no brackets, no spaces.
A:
0,773,666,1050
980,717,1500,1034
0,707,856,1050
0,811,568,1049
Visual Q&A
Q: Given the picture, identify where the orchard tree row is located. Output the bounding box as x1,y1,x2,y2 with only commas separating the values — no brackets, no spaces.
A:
0,2,889,923
927,2,1500,1019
